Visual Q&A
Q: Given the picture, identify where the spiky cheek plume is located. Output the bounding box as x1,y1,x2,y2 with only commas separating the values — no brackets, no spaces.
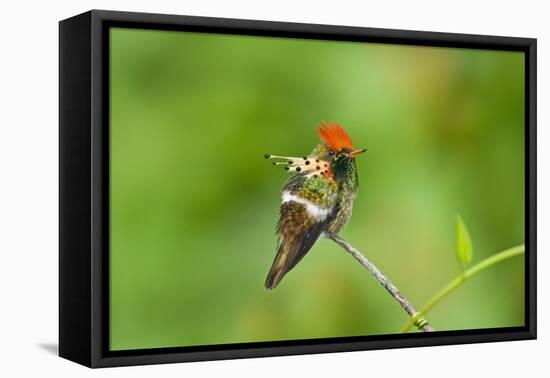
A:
264,154,333,179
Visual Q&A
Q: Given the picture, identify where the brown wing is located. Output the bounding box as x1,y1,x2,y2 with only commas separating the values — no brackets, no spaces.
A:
264,201,326,289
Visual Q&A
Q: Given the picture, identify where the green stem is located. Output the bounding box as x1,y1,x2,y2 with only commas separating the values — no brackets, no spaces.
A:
400,244,525,333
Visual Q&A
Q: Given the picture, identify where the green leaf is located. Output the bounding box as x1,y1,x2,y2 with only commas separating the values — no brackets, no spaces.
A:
455,215,473,268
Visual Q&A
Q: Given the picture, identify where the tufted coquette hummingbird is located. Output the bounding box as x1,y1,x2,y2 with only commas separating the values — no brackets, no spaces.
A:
264,121,366,289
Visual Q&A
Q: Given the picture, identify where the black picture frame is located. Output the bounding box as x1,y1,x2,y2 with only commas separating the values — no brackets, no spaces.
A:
59,9,537,368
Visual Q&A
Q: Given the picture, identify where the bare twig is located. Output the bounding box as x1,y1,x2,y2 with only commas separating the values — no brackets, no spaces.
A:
327,233,434,332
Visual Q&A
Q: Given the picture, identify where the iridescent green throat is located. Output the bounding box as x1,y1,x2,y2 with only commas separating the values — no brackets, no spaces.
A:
332,152,359,190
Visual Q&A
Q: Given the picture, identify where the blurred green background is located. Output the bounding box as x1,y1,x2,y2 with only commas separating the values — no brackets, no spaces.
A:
110,27,525,351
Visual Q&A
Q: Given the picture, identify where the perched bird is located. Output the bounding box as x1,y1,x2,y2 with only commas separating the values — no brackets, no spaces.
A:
264,121,366,289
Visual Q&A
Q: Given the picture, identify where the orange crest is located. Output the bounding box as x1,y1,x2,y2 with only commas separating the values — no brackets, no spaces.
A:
317,121,353,152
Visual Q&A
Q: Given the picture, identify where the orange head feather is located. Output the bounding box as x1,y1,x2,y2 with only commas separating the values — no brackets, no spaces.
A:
317,121,354,152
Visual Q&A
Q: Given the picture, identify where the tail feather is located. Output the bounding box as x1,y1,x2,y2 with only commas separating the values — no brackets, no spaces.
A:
265,224,324,289
265,199,330,290
265,241,289,290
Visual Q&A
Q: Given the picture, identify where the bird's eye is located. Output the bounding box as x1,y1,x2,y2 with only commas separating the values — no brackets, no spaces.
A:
329,149,335,156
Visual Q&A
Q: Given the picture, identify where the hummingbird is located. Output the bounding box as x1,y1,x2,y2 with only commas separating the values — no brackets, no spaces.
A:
264,121,366,289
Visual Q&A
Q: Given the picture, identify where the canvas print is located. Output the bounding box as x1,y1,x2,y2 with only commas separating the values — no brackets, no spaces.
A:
109,27,525,351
